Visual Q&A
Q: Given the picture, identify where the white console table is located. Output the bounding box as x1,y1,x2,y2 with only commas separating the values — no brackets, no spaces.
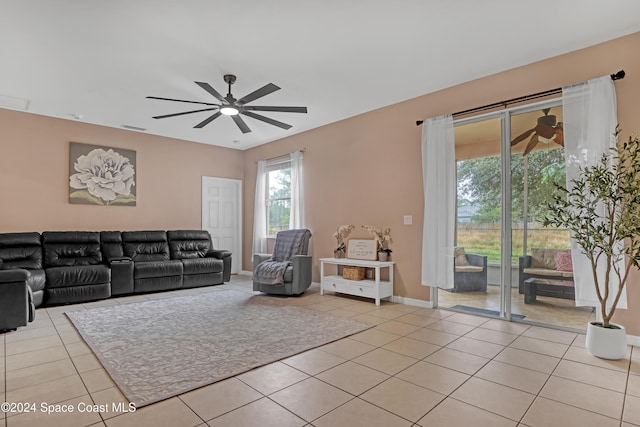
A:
319,257,394,306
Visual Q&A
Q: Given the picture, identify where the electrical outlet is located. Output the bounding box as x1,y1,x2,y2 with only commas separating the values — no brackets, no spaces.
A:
403,215,413,225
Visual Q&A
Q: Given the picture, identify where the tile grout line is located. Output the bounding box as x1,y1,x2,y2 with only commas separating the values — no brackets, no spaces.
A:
619,345,634,426
520,333,625,425
53,308,105,425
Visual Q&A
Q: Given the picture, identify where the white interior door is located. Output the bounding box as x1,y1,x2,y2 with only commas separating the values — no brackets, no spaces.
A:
202,177,242,274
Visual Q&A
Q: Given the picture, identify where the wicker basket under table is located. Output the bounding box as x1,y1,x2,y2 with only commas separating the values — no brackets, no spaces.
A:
342,265,366,280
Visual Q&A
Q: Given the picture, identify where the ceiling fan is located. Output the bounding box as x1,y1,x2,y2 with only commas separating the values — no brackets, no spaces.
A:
147,74,307,134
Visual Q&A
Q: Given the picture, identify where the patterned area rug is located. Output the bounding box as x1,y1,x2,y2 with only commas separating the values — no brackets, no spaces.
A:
66,289,372,407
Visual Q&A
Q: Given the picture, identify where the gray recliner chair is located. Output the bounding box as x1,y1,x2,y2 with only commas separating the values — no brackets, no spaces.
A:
253,229,312,296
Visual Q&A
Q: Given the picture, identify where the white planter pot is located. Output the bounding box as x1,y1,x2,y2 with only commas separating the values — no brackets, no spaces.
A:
585,321,627,360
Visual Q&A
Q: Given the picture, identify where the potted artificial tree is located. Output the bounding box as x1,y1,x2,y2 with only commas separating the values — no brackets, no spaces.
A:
543,131,640,359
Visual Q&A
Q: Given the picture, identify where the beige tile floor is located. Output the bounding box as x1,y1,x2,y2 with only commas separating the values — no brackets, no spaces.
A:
1,275,638,427
438,284,596,331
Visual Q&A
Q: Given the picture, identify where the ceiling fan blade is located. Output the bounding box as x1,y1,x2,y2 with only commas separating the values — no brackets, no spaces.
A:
194,111,222,128
146,96,218,106
237,83,280,105
195,81,227,103
152,107,219,120
231,115,251,134
243,105,307,113
242,111,292,130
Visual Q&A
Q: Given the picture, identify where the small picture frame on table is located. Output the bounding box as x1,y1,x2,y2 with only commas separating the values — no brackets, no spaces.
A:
347,239,377,260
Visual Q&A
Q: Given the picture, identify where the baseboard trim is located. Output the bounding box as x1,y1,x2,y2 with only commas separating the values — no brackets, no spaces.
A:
391,295,433,309
627,334,640,347
239,270,253,276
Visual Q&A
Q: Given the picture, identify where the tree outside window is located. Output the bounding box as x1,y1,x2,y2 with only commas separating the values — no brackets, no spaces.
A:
456,147,570,263
267,164,291,236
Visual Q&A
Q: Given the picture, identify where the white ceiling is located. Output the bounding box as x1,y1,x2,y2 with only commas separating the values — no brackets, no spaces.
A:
2,1,639,150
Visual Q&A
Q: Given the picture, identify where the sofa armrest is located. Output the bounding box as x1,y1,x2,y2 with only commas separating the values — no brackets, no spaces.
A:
207,250,232,259
519,255,533,294
253,253,271,269
107,258,134,296
519,255,532,269
0,269,30,283
207,250,232,282
0,269,32,330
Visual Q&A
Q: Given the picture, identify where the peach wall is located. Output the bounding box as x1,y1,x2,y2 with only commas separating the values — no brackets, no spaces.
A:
1,32,639,335
243,32,640,334
0,109,243,232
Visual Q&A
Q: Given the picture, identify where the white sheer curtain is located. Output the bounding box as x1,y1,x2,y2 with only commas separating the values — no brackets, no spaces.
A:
421,114,456,289
562,75,626,309
252,160,268,254
289,150,304,229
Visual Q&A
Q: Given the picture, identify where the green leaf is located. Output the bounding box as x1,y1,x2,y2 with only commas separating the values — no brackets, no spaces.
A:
69,190,105,205
111,194,136,205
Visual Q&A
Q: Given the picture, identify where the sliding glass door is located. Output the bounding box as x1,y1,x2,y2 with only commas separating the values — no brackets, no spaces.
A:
437,115,508,317
436,99,590,329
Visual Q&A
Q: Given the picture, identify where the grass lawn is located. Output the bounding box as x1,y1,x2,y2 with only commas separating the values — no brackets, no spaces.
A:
457,226,570,263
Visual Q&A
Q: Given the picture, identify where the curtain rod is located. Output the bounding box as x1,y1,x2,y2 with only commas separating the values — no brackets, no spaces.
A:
258,148,306,163
415,70,625,126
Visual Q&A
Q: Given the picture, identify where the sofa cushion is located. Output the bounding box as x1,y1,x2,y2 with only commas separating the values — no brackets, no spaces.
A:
556,251,573,272
46,265,111,288
454,247,469,266
122,231,170,262
169,240,212,259
530,248,561,270
44,244,102,267
134,260,183,279
523,267,574,278
42,232,102,267
167,230,213,259
181,258,222,275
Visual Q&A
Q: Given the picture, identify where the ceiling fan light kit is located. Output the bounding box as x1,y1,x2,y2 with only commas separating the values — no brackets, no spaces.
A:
220,106,239,116
147,74,307,134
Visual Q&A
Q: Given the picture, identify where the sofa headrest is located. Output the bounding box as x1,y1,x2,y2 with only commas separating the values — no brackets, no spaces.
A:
167,230,210,241
0,232,43,270
100,231,124,260
122,230,167,243
42,231,100,244
100,231,122,243
0,232,42,247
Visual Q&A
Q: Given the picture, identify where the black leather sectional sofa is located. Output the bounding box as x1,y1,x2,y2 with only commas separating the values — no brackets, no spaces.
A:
0,230,231,331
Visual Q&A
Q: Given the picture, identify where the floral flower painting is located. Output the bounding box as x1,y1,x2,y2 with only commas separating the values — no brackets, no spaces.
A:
69,142,136,206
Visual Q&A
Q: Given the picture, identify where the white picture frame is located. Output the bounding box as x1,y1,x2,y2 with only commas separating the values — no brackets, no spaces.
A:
347,239,377,260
